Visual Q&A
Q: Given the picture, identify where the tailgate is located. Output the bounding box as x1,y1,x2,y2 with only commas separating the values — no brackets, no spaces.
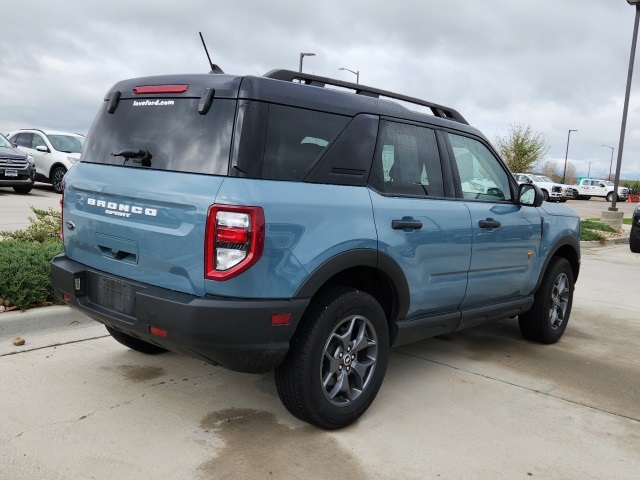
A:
63,163,224,296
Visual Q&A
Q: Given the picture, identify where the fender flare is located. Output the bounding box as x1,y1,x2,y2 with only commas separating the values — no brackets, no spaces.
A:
294,249,410,321
535,235,581,291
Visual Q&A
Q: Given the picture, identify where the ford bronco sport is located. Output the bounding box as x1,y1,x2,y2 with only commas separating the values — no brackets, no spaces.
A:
51,69,580,429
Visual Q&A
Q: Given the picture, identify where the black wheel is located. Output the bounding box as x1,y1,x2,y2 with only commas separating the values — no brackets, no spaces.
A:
630,231,640,253
275,287,389,429
105,325,168,354
51,166,67,194
584,196,591,200
13,184,33,194
542,190,549,201
606,192,614,202
519,257,574,344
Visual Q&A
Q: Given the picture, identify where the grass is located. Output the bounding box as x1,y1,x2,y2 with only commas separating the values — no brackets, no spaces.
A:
580,218,622,243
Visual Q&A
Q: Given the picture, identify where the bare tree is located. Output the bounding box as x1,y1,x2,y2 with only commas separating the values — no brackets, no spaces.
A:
563,162,578,185
495,123,550,173
540,161,561,182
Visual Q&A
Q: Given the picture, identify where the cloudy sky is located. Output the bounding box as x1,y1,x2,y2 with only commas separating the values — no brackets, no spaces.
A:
2,0,640,179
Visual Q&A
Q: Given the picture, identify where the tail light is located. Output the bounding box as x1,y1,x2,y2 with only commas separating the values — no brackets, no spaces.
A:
59,181,65,241
205,205,265,281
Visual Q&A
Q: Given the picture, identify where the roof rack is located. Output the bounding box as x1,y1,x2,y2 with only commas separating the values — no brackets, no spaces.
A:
263,69,468,125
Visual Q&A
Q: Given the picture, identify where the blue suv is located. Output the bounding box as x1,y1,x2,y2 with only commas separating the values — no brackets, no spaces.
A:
51,69,580,429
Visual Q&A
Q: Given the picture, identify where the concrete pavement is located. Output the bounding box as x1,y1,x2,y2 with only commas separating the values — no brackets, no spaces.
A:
1,244,639,479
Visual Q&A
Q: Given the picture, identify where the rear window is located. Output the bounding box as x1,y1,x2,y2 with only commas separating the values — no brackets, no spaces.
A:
82,98,236,176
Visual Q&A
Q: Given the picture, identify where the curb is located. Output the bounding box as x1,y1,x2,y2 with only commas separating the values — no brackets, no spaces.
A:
580,235,630,249
0,305,106,356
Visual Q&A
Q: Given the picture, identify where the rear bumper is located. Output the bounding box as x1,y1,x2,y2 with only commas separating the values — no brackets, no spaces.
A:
51,254,309,373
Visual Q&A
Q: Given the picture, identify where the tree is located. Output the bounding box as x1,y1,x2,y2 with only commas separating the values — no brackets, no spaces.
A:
540,161,561,182
495,123,550,174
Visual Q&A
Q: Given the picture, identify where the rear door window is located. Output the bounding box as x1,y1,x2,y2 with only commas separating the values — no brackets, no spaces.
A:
13,133,33,148
82,99,236,176
369,120,445,197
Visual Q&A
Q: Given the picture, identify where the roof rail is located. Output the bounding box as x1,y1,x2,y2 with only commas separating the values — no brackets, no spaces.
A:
263,69,468,125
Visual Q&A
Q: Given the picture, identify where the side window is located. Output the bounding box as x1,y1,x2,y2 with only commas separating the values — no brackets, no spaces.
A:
447,133,512,202
14,133,33,148
32,134,47,149
261,105,350,181
369,121,444,197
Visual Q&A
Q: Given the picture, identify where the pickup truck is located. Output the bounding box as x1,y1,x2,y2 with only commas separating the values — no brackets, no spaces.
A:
572,178,629,201
514,173,566,202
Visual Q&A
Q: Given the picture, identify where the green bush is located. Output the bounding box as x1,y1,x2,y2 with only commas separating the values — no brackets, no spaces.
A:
0,207,61,243
0,240,63,309
0,207,63,310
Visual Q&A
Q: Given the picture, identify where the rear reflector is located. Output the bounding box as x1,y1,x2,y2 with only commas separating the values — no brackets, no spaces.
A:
133,84,189,94
63,294,72,303
271,314,292,326
150,326,168,338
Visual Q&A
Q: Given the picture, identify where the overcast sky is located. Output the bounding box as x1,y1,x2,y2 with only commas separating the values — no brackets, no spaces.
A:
2,0,640,179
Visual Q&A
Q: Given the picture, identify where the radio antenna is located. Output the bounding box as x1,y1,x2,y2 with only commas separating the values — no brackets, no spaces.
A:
199,32,224,74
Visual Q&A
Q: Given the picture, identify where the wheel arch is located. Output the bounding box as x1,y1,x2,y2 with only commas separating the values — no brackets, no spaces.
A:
294,249,410,345
49,162,68,179
537,237,580,291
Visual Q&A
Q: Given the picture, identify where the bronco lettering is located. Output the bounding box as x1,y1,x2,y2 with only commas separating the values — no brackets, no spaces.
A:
87,197,157,217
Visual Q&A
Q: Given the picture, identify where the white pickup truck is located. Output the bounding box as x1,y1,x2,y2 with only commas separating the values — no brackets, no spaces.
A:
572,178,629,201
514,173,566,202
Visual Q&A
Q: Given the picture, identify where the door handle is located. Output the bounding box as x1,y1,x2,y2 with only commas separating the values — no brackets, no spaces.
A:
479,218,501,229
392,218,423,230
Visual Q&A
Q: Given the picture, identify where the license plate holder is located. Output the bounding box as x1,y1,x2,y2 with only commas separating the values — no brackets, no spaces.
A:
95,275,135,316
5,169,18,177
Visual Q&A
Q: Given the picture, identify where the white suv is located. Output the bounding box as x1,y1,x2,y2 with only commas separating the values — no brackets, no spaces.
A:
7,129,84,193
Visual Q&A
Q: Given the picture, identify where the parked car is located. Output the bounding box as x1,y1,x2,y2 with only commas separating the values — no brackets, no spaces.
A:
0,133,35,194
7,129,84,193
514,173,564,202
630,204,640,253
51,68,581,429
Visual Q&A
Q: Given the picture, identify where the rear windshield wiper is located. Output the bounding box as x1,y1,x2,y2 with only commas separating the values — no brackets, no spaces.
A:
111,149,152,167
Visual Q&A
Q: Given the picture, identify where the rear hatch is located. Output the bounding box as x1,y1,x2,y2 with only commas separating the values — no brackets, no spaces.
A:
62,75,241,296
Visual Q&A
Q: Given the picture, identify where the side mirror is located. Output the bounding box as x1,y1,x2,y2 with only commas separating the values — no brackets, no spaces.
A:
519,183,543,207
36,145,49,153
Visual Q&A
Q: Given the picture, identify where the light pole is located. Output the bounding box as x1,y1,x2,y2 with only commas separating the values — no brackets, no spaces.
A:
610,0,640,212
588,161,598,177
299,52,316,73
602,144,614,180
562,129,578,184
339,67,360,84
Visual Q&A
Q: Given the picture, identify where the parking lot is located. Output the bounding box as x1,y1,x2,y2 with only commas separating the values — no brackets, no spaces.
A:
0,191,639,479
0,183,59,234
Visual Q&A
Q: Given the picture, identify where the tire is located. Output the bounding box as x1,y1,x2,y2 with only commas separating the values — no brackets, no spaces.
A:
51,166,67,194
606,192,614,202
13,184,33,194
559,198,567,203
275,287,390,429
542,190,549,201
630,231,640,253
105,325,168,354
584,196,591,200
519,257,574,344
